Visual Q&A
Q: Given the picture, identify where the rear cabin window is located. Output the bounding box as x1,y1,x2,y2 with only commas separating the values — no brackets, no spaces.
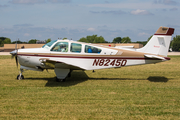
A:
85,45,102,53
51,42,68,52
70,43,82,53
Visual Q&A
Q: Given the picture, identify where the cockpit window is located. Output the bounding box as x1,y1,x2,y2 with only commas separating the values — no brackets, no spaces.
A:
85,45,102,53
70,43,82,53
51,42,68,52
42,40,57,48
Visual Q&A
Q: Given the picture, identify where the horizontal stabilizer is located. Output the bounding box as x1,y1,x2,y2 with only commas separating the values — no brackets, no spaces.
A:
144,54,170,60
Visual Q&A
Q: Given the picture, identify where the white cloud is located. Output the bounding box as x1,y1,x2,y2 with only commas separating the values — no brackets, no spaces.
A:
154,0,178,5
9,0,45,4
86,3,149,9
13,24,33,27
9,0,71,4
90,10,126,15
0,5,8,7
24,33,30,36
138,32,150,36
84,2,175,10
170,7,178,11
87,28,96,32
37,34,42,38
131,9,153,15
47,0,71,3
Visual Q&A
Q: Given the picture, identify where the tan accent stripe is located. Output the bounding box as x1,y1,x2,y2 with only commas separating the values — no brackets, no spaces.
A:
155,26,168,34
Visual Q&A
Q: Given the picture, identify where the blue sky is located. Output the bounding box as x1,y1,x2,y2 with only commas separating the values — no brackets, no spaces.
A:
0,0,180,42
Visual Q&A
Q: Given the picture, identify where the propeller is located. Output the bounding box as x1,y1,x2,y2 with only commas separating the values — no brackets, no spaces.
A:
10,41,18,67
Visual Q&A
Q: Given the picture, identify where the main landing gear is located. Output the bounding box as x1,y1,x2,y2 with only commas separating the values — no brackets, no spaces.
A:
16,67,72,82
56,78,66,82
17,68,24,80
54,68,71,82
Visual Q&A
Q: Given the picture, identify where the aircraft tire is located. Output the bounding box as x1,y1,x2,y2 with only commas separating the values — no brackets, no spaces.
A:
56,77,65,82
17,75,24,80
68,72,71,77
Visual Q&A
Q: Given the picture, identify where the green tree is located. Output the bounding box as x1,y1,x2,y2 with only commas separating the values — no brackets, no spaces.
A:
112,37,122,43
63,38,68,40
46,38,51,43
93,36,106,43
147,35,153,42
121,37,131,43
0,37,11,47
135,35,153,46
171,35,180,51
11,40,26,44
28,39,38,44
78,35,107,43
3,38,11,44
87,35,97,43
78,37,88,43
135,41,147,46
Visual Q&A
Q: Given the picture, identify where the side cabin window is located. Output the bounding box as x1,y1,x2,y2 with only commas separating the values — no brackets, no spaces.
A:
70,43,82,53
51,42,68,52
85,45,102,54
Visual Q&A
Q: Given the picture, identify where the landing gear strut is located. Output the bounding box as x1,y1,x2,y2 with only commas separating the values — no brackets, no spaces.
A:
17,68,24,80
54,68,70,82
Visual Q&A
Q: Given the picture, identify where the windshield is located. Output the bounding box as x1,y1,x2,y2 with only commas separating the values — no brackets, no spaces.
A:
42,40,57,48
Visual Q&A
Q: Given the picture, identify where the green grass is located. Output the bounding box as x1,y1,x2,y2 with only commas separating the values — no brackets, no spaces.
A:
0,55,180,119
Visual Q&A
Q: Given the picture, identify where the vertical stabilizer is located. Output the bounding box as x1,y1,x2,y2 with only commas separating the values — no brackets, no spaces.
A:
137,27,174,57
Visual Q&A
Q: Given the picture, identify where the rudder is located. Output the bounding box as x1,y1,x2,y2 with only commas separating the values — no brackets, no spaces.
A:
137,27,175,57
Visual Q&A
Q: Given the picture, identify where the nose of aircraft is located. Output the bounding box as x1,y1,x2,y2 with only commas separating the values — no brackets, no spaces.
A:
10,50,18,56
10,50,18,67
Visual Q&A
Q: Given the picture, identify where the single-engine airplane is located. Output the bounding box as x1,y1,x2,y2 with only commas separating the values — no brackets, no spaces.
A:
10,26,174,82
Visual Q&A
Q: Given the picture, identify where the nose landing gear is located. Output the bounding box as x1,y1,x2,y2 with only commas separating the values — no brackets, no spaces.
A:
17,68,24,80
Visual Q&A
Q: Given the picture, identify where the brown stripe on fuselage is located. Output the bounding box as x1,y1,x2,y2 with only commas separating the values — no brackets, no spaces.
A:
17,42,164,60
17,50,161,60
18,47,145,58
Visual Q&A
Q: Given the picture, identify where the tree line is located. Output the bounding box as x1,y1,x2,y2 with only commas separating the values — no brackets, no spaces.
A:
0,35,180,51
0,37,51,47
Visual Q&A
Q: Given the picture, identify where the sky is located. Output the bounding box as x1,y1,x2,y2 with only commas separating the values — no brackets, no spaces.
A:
0,0,180,42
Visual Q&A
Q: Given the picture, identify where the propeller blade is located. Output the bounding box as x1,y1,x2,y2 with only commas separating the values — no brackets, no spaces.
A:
15,56,18,67
10,40,18,67
15,41,17,50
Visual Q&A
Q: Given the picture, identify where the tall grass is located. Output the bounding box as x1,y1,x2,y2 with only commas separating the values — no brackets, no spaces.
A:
0,55,180,119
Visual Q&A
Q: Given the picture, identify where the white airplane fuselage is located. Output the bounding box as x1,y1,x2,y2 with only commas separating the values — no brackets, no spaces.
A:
17,40,168,70
11,26,174,81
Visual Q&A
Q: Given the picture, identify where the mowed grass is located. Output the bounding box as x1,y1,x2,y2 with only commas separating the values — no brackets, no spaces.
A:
0,55,180,119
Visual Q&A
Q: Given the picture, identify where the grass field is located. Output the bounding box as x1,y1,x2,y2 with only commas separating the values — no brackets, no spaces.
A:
0,55,180,119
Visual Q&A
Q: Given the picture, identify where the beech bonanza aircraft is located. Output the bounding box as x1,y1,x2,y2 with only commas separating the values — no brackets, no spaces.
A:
10,26,174,82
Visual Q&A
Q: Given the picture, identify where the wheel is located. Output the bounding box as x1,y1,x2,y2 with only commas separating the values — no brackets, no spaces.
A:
56,77,65,82
68,72,71,77
17,75,24,80
21,75,24,79
56,77,59,82
60,79,65,82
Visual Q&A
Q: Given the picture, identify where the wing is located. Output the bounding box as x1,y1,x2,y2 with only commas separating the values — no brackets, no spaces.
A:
39,58,84,70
